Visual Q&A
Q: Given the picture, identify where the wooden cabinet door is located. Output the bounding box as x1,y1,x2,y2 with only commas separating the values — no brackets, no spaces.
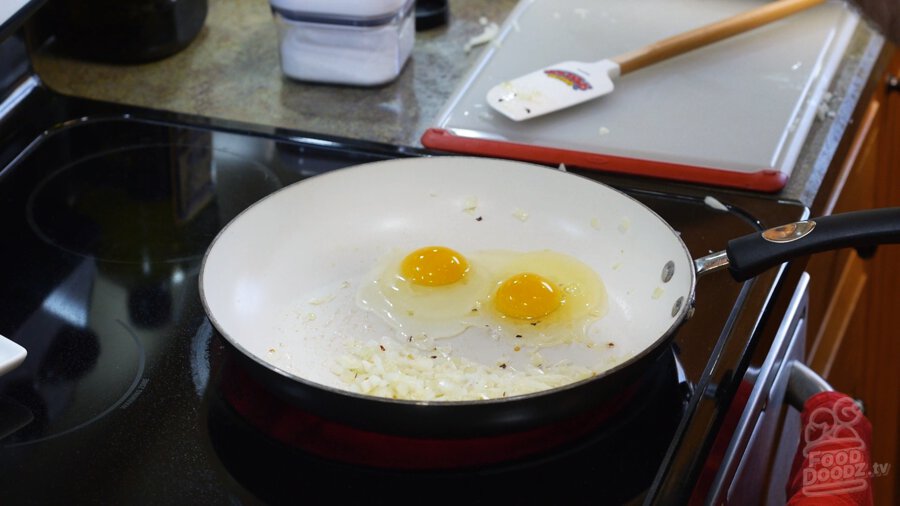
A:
806,45,900,506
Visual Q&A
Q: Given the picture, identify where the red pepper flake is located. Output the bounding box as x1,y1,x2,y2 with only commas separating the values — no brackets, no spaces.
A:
379,344,386,351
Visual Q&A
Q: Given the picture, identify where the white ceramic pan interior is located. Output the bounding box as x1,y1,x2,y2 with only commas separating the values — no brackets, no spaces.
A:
200,157,695,400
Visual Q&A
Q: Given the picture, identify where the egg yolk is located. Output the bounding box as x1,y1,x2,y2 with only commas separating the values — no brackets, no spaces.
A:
494,272,561,320
400,246,470,286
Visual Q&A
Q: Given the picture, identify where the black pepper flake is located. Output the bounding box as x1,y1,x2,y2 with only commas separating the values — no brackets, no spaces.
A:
471,308,478,312
499,363,507,369
607,342,615,348
475,216,483,221
407,335,413,342
515,334,523,338
379,344,386,351
530,322,538,326
430,355,437,359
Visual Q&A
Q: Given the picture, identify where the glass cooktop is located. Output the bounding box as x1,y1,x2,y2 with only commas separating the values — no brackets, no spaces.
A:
0,106,806,504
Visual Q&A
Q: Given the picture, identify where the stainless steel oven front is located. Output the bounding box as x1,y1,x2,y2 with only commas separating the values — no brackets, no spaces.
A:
705,272,837,505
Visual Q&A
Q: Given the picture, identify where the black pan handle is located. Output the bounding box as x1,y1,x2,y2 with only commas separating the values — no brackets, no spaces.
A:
726,207,900,281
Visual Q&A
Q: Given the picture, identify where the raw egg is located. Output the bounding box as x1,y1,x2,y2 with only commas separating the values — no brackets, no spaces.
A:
469,249,608,346
356,246,493,339
400,246,470,286
356,246,608,347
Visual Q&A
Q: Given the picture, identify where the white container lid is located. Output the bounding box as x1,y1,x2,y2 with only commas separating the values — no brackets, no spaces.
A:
270,0,410,20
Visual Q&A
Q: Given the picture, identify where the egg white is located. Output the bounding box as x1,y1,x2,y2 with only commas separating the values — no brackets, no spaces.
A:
466,249,609,346
355,249,493,340
356,248,608,347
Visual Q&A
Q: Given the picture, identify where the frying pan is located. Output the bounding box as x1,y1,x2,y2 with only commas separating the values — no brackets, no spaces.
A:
200,157,900,442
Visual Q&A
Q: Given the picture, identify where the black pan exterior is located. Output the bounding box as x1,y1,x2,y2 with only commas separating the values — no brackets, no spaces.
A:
219,326,680,439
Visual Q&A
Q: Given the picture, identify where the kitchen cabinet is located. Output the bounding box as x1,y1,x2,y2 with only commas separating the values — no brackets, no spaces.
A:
806,43,899,506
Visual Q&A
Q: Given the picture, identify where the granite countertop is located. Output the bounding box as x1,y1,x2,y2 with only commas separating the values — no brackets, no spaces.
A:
30,0,885,207
32,0,515,146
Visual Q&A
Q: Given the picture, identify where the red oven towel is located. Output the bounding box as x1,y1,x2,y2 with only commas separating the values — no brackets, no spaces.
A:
787,391,873,505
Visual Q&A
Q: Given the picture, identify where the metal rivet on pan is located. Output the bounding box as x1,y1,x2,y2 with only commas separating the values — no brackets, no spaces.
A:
661,261,675,283
671,296,684,317
761,220,816,243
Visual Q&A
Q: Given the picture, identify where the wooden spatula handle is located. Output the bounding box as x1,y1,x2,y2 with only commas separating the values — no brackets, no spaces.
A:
612,0,825,75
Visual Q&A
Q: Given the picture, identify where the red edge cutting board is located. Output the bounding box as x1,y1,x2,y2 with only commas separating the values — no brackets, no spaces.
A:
422,0,859,193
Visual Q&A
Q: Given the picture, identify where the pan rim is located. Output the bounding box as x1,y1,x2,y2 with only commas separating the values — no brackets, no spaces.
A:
199,156,698,407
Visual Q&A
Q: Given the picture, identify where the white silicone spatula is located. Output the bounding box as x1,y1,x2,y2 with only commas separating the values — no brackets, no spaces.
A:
0,332,26,376
487,0,825,121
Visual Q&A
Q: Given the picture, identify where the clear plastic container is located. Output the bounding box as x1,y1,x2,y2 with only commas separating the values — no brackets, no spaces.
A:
270,0,415,86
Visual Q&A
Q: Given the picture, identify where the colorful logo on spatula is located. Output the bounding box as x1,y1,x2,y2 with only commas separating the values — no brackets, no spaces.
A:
544,69,593,91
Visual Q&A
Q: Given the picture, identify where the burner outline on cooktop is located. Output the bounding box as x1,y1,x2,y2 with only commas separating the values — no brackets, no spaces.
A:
3,319,146,447
25,142,280,265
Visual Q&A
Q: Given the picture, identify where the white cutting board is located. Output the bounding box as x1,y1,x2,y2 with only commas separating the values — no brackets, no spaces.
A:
0,0,31,26
424,0,859,192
